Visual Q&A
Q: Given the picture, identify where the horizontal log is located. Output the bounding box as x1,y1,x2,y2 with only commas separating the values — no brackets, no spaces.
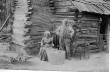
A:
50,0,67,2
55,8,68,12
27,39,41,44
30,27,50,31
89,28,98,31
31,26,50,30
31,18,52,25
54,15,75,18
31,19,53,26
24,32,44,36
32,14,51,21
54,12,75,15
78,18,99,21
37,11,54,18
30,37,42,41
33,7,52,15
78,35,98,38
35,14,55,21
80,15,100,19
32,21,51,26
54,1,72,7
28,32,44,36
32,15,52,23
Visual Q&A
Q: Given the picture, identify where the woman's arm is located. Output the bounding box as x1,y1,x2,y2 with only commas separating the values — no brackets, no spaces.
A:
50,37,54,46
41,38,44,46
69,27,75,38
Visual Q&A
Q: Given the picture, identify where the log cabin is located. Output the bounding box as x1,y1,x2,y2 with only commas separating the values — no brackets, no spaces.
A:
49,0,109,52
3,0,109,55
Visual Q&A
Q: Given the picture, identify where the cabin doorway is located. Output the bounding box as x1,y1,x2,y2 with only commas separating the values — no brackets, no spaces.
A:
100,15,109,41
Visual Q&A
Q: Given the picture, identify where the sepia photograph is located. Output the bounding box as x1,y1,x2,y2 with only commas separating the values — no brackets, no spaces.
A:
0,0,109,71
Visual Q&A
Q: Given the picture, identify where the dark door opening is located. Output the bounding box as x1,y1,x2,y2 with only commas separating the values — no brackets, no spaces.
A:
100,16,108,40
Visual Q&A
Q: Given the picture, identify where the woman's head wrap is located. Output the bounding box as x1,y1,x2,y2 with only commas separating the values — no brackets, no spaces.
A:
44,31,50,36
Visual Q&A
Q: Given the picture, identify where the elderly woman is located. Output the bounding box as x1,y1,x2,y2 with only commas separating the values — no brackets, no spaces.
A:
38,31,53,61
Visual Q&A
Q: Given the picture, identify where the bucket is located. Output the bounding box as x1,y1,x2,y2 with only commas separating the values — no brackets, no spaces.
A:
46,49,65,65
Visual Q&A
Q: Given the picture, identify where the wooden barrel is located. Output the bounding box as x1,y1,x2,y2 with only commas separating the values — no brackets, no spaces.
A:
46,49,65,65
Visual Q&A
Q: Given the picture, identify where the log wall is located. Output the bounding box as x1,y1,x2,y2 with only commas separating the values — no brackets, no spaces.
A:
26,0,56,55
50,0,101,52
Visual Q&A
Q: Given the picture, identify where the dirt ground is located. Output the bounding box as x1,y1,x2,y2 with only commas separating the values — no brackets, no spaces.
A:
0,43,108,71
0,0,108,71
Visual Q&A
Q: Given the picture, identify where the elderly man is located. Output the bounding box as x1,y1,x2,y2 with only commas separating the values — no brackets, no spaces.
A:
55,19,75,59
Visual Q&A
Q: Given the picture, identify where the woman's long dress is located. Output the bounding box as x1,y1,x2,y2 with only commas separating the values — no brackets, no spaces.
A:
38,38,53,61
53,33,59,49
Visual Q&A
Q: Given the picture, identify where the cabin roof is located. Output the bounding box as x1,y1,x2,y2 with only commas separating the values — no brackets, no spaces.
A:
70,0,110,15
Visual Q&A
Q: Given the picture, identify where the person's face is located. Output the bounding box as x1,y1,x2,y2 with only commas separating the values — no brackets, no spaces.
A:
69,21,76,26
45,34,50,38
64,21,69,27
